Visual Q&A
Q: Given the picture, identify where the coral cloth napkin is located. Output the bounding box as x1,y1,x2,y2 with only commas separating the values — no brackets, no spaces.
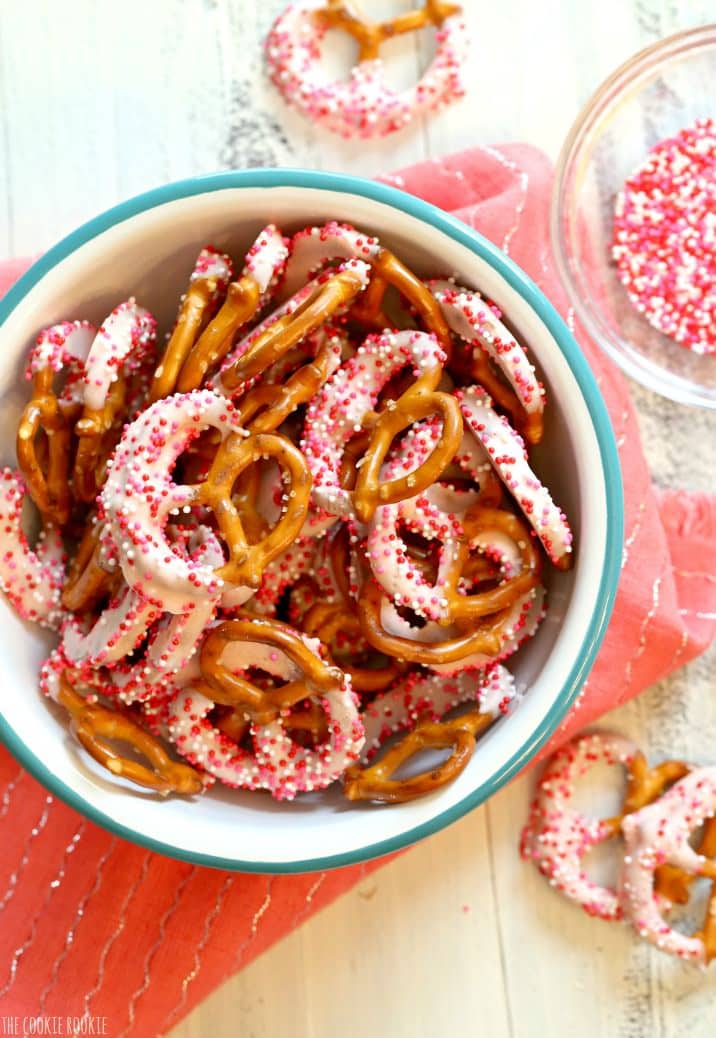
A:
0,144,714,1037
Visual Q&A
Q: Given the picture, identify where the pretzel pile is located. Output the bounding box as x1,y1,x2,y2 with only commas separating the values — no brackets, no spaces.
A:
1,219,573,805
522,733,716,965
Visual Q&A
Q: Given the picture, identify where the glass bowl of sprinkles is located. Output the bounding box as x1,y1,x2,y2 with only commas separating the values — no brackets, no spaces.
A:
552,24,716,409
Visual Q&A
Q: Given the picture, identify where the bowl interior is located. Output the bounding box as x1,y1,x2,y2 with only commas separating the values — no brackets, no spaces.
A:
554,29,716,408
0,181,611,870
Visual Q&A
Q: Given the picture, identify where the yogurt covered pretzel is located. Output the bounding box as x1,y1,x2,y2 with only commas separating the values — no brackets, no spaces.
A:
73,300,157,502
107,528,225,703
366,418,524,623
303,329,462,522
459,385,573,569
17,320,96,525
277,222,451,350
0,468,65,629
345,665,516,803
266,1,468,140
430,279,545,444
521,732,690,921
101,389,310,611
214,260,370,396
621,767,716,962
168,617,364,798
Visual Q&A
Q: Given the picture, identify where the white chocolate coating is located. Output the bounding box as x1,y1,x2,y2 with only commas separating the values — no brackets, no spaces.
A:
83,299,156,412
459,386,573,567
100,389,247,612
521,731,641,922
621,767,716,962
266,2,468,140
302,329,447,520
0,469,65,630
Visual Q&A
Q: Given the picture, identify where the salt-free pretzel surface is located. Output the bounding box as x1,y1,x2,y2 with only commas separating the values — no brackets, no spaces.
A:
344,692,498,804
191,430,311,589
200,615,344,723
176,226,289,393
57,671,206,795
216,261,369,395
149,246,233,402
234,327,343,434
358,577,525,665
301,600,402,693
314,0,462,62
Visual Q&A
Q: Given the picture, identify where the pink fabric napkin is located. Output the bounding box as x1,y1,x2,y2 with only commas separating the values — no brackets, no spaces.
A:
0,143,714,1037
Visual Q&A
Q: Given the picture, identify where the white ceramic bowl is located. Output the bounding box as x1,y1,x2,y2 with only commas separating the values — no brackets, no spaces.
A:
0,171,622,872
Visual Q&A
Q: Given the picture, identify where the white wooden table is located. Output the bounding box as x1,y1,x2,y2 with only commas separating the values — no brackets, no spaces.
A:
2,2,715,1035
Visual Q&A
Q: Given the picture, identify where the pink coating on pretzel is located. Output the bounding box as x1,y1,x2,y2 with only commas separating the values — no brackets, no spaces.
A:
458,386,573,568
25,320,96,379
302,329,448,519
278,222,382,300
83,299,157,412
213,258,371,395
520,731,641,921
167,630,364,798
429,279,545,423
620,767,716,962
107,528,224,703
612,118,716,355
266,2,468,140
241,224,290,297
99,389,246,613
0,468,65,630
360,664,516,760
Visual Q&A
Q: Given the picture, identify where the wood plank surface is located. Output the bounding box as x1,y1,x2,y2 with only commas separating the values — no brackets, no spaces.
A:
0,1,715,1035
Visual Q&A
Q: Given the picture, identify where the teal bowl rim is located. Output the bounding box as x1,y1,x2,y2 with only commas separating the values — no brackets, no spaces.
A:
0,168,623,874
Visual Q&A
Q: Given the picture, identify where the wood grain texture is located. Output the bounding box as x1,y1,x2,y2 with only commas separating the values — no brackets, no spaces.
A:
1,1,715,1035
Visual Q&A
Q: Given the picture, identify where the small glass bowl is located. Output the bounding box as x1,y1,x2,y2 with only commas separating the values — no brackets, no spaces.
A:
551,25,716,409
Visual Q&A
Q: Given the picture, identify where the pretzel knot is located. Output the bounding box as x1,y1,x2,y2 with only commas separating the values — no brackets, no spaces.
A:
315,0,462,63
358,577,521,666
57,671,206,795
191,431,311,589
437,506,542,626
344,706,492,803
520,733,693,922
216,262,369,396
200,616,347,724
235,327,344,434
301,601,403,693
354,371,463,524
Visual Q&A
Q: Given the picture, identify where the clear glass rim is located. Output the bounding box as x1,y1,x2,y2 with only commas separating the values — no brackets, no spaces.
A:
550,24,716,410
